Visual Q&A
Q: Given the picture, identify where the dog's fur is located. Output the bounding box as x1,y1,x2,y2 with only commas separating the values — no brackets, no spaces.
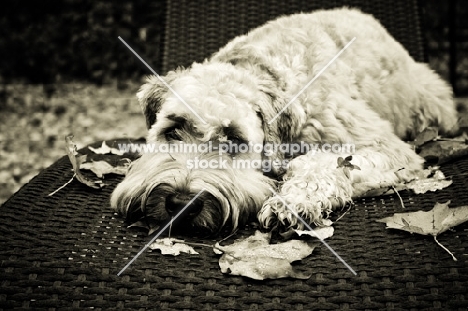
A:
111,8,458,234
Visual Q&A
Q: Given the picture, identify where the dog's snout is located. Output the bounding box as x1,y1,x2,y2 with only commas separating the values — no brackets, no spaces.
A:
165,194,203,218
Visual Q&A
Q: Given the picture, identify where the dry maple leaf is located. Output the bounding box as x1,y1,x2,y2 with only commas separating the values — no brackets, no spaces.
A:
359,167,452,198
88,141,125,155
214,230,317,280
80,160,129,178
376,201,468,260
49,136,103,195
149,238,199,256
65,135,103,189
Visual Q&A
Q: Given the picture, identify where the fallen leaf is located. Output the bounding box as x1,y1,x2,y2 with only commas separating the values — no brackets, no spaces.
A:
376,201,468,260
65,135,102,189
80,160,129,178
377,201,468,235
321,219,334,226
418,140,468,165
337,156,361,179
215,230,316,280
414,127,438,147
295,226,334,240
89,141,125,155
405,170,452,194
279,219,334,239
359,167,451,197
149,238,199,256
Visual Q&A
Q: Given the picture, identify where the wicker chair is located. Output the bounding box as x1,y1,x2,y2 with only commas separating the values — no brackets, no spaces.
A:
2,1,468,310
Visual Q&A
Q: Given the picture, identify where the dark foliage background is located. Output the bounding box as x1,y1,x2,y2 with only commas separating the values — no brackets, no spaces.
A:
0,0,166,85
423,0,468,95
0,0,467,93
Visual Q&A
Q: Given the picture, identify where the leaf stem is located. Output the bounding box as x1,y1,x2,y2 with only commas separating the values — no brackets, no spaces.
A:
392,185,405,209
433,235,457,261
335,202,352,223
48,173,76,196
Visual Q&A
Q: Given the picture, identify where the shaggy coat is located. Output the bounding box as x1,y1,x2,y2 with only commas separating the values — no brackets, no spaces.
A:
111,8,458,232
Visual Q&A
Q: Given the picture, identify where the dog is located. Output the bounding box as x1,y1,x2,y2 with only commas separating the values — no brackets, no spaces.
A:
111,7,458,234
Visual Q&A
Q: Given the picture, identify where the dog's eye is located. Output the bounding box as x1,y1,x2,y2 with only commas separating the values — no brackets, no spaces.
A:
227,136,245,146
165,129,182,141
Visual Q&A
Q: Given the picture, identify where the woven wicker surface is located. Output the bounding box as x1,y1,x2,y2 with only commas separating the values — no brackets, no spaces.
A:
1,139,468,310
2,1,468,310
161,0,425,74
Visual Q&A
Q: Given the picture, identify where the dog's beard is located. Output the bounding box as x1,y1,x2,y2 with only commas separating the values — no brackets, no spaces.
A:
111,151,275,235
139,183,224,234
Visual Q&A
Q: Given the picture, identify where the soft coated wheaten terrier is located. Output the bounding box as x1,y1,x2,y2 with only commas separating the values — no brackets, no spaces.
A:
111,8,458,234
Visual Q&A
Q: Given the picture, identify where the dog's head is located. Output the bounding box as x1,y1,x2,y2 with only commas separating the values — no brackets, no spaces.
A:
111,151,275,234
111,62,292,234
139,62,295,165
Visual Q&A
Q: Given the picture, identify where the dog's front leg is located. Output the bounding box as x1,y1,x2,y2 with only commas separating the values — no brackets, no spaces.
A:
258,151,354,229
258,138,424,229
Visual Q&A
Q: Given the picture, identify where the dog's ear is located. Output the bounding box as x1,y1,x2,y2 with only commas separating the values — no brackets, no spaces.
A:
137,70,184,128
254,92,294,178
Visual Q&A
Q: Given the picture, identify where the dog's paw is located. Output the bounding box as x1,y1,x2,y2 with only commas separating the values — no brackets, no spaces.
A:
258,181,352,229
258,164,354,229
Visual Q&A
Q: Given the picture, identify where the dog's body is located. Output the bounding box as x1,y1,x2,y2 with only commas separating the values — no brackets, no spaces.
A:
111,8,458,233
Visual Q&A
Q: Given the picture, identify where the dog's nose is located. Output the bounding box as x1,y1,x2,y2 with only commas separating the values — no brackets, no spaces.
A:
165,194,203,218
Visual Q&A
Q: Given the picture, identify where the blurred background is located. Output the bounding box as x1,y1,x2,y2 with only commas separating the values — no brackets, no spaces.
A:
0,0,467,204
